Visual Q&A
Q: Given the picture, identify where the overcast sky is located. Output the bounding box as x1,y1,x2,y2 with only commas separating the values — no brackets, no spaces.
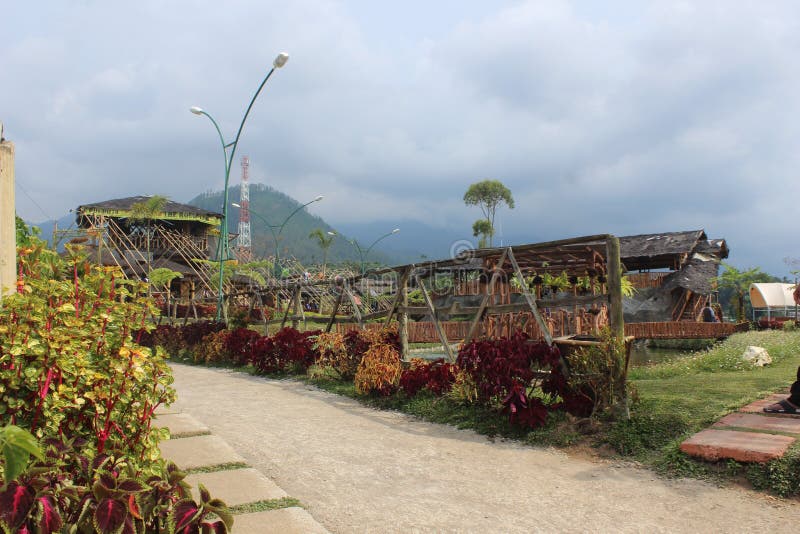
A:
3,1,799,276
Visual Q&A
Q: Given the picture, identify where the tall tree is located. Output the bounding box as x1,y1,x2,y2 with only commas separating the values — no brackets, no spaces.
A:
463,179,514,247
308,228,335,277
717,264,772,321
471,219,493,248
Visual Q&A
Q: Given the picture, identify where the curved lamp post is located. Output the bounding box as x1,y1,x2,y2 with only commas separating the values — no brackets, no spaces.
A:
350,228,400,274
233,195,323,278
191,51,289,321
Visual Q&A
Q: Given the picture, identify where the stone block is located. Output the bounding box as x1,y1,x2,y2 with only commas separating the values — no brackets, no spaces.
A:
185,468,286,506
714,412,800,435
155,413,209,436
232,507,329,534
160,434,246,470
680,429,794,463
739,394,791,414
741,346,771,367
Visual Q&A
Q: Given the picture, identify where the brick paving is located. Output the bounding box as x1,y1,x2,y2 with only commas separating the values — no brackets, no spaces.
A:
681,393,800,463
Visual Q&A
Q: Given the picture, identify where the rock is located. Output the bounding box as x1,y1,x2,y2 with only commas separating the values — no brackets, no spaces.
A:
742,346,772,367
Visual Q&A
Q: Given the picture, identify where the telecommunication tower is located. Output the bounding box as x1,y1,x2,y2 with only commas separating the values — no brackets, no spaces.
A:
235,156,252,262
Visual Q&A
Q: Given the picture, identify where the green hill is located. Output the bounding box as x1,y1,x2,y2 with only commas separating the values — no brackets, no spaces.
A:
187,184,390,266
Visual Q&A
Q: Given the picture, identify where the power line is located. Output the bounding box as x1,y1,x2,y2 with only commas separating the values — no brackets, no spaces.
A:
15,179,54,222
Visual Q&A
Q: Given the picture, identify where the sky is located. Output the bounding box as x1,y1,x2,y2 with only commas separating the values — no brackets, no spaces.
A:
3,1,800,276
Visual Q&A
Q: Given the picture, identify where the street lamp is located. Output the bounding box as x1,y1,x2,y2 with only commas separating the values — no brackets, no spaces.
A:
232,195,323,278
191,52,289,321
350,228,400,274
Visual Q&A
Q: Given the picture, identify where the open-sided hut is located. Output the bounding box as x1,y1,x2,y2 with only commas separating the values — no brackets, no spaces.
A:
73,197,222,299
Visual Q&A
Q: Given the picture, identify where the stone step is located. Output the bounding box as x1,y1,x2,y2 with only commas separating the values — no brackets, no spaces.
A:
680,428,795,463
714,412,800,435
232,507,330,534
160,434,246,470
155,413,210,436
185,468,287,506
739,393,800,417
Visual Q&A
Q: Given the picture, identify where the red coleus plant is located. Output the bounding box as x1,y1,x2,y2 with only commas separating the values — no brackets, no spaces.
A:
457,333,565,429
224,327,262,366
399,358,458,397
0,437,232,534
251,327,321,374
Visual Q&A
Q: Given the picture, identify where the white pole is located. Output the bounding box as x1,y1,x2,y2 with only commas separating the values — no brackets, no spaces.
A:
0,133,15,300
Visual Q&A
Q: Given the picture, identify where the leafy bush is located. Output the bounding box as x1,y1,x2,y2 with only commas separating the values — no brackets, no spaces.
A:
400,358,457,397
354,339,402,396
0,242,174,461
194,330,232,364
0,436,232,534
251,327,320,374
456,334,565,429
314,332,354,378
225,327,262,366
180,320,226,347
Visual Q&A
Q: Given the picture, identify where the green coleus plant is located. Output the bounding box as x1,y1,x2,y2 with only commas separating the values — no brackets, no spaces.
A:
0,240,174,465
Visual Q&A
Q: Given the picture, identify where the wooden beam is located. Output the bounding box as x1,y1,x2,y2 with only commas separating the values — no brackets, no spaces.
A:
397,268,411,358
343,285,364,329
413,274,455,362
605,235,628,418
325,288,344,333
507,247,553,346
463,247,509,345
395,294,607,316
384,267,412,326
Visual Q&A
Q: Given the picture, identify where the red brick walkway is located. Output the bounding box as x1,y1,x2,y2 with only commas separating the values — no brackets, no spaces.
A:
681,393,800,463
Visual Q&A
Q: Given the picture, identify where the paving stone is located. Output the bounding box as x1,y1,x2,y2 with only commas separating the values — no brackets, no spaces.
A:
154,404,181,415
185,468,286,506
159,434,246,470
232,507,329,534
714,412,800,435
680,429,795,463
155,413,210,436
739,394,798,415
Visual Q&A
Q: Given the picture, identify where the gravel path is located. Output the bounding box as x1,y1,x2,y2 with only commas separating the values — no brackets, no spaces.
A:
170,364,800,533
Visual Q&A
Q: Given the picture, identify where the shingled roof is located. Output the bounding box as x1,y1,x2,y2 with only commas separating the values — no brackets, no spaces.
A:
619,230,727,271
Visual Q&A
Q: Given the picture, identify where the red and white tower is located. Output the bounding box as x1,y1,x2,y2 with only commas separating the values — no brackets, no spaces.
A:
235,156,252,262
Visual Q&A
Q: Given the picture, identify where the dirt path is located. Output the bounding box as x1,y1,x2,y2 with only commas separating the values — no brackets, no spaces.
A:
170,364,800,533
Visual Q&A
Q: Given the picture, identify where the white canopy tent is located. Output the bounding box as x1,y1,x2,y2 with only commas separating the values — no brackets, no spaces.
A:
749,283,797,320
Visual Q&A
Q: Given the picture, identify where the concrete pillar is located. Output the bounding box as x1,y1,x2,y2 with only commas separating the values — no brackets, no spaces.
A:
0,138,15,298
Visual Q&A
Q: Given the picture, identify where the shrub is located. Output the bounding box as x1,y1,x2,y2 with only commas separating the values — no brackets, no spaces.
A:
354,340,402,396
0,435,232,534
180,320,226,347
194,330,231,364
251,327,320,374
1,242,174,461
456,334,564,429
225,327,262,366
400,358,457,397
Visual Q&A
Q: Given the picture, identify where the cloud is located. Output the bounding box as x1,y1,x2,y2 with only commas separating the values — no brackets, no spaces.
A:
4,0,800,276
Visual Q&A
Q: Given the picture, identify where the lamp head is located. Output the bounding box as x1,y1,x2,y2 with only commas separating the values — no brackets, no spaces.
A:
190,106,204,115
232,203,241,208
391,228,400,234
314,195,324,202
327,231,336,236
273,52,289,69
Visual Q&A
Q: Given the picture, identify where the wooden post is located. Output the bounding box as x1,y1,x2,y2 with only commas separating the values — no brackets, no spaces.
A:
399,270,409,359
507,248,553,346
463,248,508,345
326,288,344,333
605,235,629,419
414,274,455,362
291,287,301,330
343,285,363,329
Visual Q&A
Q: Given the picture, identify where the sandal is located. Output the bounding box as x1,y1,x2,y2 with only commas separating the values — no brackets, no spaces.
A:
763,399,799,414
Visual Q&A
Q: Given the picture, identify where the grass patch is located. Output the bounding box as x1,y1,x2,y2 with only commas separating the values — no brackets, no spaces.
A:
229,497,302,514
184,462,249,474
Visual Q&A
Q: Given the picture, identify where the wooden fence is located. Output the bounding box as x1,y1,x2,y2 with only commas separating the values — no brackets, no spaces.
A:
623,321,748,339
335,320,748,342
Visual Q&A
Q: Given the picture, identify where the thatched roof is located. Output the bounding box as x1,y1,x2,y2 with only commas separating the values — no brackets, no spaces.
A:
619,230,727,271
76,196,221,227
661,258,720,295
